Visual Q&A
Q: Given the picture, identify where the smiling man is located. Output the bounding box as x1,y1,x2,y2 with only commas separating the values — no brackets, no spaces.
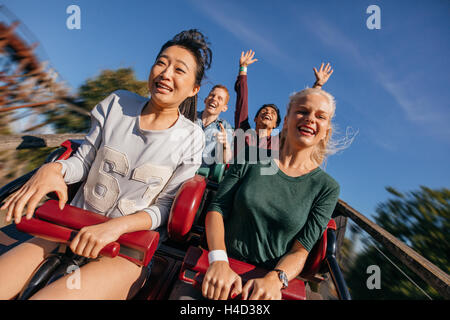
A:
251,103,282,149
196,85,233,167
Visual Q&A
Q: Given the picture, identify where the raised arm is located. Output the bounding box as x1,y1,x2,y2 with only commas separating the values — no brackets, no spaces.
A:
234,50,258,130
313,62,334,89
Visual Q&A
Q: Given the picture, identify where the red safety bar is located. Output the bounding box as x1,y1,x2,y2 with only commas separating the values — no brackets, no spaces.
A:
179,246,306,300
167,175,207,242
16,218,120,258
21,200,159,267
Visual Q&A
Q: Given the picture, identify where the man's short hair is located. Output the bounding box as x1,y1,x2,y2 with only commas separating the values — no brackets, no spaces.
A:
210,84,230,104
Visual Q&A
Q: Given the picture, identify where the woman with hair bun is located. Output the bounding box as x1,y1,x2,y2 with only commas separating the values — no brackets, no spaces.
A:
0,29,211,300
202,87,341,300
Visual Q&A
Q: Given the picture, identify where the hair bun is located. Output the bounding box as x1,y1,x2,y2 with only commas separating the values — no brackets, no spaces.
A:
171,29,212,71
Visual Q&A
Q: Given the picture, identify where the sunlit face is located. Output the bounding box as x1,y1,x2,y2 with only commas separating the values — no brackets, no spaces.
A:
203,87,229,116
148,45,200,109
255,106,278,130
285,94,333,149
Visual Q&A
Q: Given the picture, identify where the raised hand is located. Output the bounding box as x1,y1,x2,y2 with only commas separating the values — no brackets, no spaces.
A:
240,50,258,68
313,62,334,87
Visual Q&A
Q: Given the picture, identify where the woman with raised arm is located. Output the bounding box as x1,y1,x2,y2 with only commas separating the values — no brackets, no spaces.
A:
203,87,340,300
0,29,211,300
234,49,334,152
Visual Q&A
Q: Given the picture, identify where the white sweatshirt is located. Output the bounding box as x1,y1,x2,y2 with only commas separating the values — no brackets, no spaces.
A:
57,90,205,230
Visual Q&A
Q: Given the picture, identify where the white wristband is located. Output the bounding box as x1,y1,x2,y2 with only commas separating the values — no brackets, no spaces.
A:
239,66,247,73
208,250,229,264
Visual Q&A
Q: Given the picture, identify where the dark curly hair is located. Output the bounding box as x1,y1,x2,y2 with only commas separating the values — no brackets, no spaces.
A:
156,29,212,122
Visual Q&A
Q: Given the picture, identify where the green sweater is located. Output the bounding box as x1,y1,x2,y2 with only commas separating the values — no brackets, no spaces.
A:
207,156,340,269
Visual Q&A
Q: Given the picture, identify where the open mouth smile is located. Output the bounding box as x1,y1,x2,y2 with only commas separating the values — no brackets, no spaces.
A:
155,81,173,93
298,125,316,136
206,101,218,110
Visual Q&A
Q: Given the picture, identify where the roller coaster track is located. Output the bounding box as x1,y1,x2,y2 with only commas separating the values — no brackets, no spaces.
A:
0,5,88,135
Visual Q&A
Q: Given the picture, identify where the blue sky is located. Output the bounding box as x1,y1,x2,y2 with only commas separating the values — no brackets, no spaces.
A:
2,0,449,219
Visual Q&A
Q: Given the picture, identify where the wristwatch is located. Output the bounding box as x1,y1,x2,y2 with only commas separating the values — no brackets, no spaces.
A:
273,269,288,289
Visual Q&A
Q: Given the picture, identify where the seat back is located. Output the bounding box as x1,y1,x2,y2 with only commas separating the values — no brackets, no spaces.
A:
300,219,337,280
167,163,229,242
167,175,207,242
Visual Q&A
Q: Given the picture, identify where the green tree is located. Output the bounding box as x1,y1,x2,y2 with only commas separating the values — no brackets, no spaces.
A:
0,68,148,187
46,68,148,133
376,186,450,273
345,186,449,300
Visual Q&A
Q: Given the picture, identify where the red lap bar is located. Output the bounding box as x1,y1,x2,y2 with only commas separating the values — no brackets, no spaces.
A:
180,246,307,300
16,217,120,258
33,200,159,267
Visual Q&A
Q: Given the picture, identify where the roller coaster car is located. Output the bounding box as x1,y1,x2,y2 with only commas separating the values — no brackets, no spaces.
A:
0,140,350,300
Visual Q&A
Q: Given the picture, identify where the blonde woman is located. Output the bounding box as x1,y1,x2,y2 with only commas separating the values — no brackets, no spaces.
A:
203,88,340,300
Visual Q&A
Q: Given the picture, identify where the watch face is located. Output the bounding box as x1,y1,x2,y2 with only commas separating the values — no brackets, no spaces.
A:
276,270,288,288
281,273,288,287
